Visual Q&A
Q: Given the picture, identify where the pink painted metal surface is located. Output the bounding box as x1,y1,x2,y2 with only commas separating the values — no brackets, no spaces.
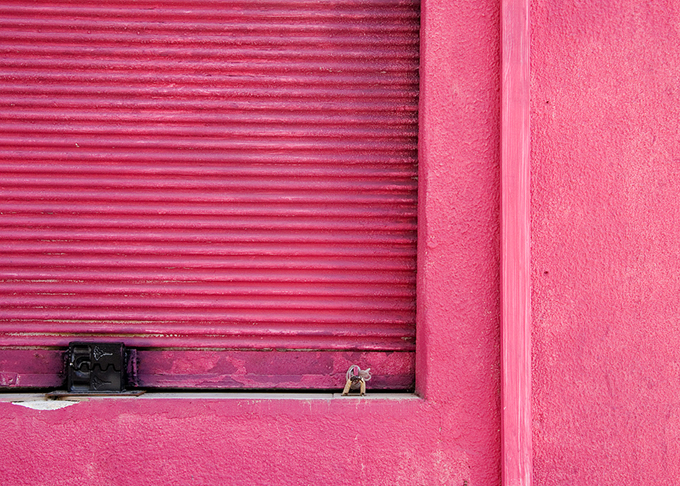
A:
0,1,418,363
136,350,413,389
0,0,503,483
531,1,680,484
0,348,63,388
0,348,413,390
501,0,532,484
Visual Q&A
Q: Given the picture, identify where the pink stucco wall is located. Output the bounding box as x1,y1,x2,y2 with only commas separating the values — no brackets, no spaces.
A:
0,1,503,485
531,0,680,484
7,0,677,484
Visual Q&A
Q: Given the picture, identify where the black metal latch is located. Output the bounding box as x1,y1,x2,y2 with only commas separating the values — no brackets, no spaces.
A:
67,342,126,393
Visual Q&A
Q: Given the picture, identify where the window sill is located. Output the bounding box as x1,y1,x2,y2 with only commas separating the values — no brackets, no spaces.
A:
4,391,422,410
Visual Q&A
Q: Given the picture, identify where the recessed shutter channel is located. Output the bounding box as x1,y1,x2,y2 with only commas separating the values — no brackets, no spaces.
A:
0,0,419,389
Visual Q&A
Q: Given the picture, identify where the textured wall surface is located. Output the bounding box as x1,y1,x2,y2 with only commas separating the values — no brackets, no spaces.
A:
531,0,680,484
0,395,470,486
0,0,502,484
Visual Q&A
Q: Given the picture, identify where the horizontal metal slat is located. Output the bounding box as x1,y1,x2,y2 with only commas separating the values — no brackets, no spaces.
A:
0,188,417,205
0,281,416,298
0,58,419,75
0,3,420,20
0,44,419,62
0,162,416,178
0,19,418,36
0,253,416,271
0,150,416,167
0,178,416,195
0,294,415,313
0,268,417,285
0,96,417,114
1,318,416,333
0,136,417,153
0,122,417,141
0,31,419,49
0,229,416,245
0,317,416,333
0,335,415,351
0,83,419,101
0,107,417,126
0,240,417,257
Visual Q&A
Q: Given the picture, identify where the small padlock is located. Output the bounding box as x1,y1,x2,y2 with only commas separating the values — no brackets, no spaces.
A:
341,364,371,396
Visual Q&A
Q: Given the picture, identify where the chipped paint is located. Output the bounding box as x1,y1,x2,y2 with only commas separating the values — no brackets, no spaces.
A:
12,400,79,411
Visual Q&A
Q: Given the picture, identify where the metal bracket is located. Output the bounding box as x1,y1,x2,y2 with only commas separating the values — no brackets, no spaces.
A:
66,342,126,393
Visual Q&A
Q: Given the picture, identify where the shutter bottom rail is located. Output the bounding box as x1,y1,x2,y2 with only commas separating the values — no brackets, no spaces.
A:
0,348,414,391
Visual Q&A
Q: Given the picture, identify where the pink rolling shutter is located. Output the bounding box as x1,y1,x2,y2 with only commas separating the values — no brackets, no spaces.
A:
0,0,418,389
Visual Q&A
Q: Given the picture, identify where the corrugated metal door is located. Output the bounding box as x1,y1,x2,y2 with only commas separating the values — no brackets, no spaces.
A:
0,0,418,389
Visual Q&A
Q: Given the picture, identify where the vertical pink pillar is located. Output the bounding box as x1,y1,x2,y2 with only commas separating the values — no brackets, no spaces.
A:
501,0,531,485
